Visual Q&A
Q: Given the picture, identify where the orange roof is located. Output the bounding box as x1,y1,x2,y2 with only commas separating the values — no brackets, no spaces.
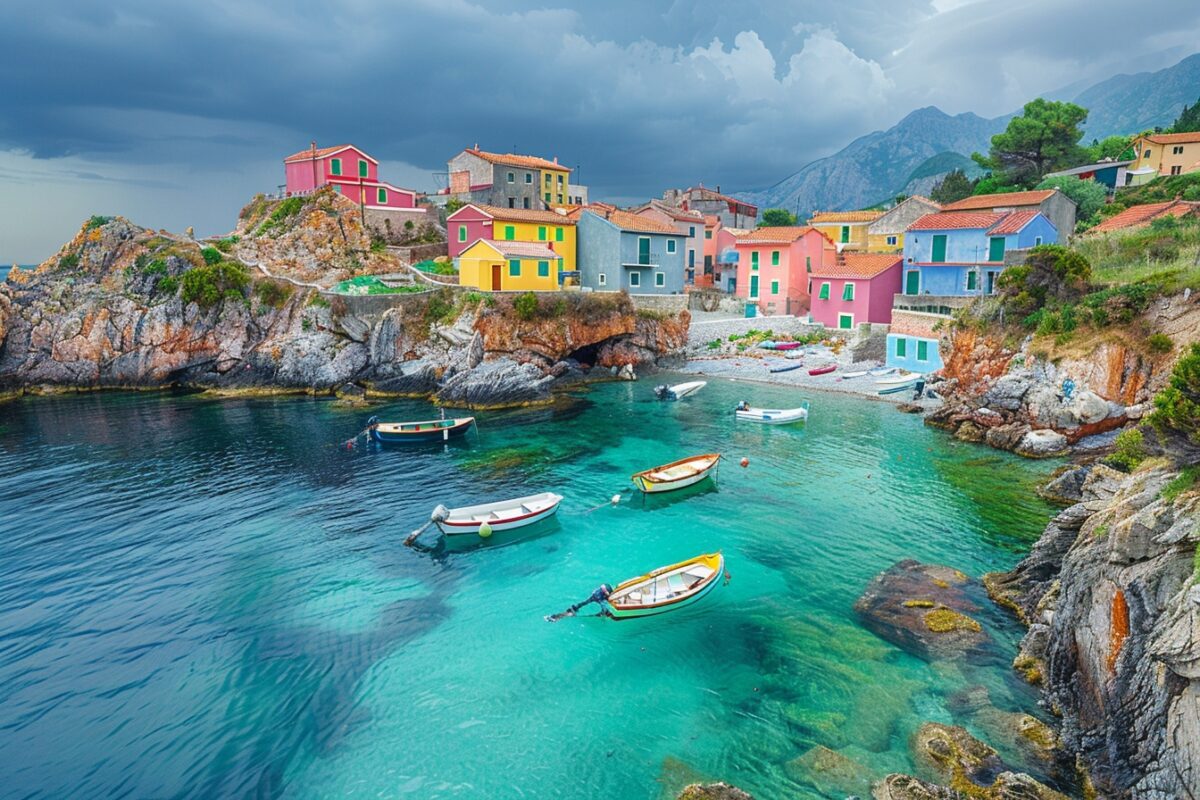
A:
283,144,375,164
1142,131,1200,145
597,209,680,235
463,148,571,172
1090,200,1200,234
651,203,705,223
735,226,822,244
811,253,902,280
988,209,1042,235
467,203,576,225
809,210,884,224
909,211,1005,230
703,215,721,226
942,190,1056,211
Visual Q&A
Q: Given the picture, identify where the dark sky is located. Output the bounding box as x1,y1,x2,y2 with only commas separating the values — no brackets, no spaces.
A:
2,0,1198,261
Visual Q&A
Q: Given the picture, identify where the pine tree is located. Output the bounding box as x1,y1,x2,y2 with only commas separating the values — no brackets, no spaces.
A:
1169,98,1200,133
930,170,973,204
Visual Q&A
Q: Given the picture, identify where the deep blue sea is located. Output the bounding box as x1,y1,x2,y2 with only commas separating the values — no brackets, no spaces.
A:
0,378,1061,798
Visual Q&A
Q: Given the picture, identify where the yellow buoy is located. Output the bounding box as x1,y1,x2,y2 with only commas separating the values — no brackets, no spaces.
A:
478,521,493,538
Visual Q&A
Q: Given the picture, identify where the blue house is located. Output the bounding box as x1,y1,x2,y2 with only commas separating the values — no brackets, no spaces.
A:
576,208,688,294
901,210,1057,299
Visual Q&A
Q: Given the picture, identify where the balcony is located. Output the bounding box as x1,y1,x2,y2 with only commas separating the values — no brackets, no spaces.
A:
622,252,662,268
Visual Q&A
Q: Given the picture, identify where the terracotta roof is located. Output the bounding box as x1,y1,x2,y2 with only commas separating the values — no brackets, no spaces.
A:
592,208,681,235
811,253,902,280
468,239,562,260
703,215,721,226
1142,131,1200,145
463,148,571,172
735,226,821,244
464,203,576,225
942,190,1056,211
687,186,754,206
1090,200,1200,234
988,209,1041,235
909,211,1005,230
650,202,705,224
809,210,884,224
283,144,376,164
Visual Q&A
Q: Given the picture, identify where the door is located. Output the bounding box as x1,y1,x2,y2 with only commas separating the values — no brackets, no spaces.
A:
491,264,502,291
638,237,651,265
931,235,947,263
986,271,996,295
988,237,1005,262
749,275,759,299
905,270,920,295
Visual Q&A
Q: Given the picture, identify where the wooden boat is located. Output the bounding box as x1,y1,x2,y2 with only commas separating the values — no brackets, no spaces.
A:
369,415,475,443
759,341,801,351
605,553,725,619
631,453,721,494
431,492,563,537
841,369,870,379
879,378,925,396
875,371,919,385
808,364,837,376
654,381,706,400
768,362,803,374
735,403,809,425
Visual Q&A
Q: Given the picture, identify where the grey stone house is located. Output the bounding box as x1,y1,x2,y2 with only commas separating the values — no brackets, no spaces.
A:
446,148,587,210
661,186,758,229
867,196,942,252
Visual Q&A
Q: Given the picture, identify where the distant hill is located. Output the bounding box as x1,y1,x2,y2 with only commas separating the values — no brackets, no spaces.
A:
737,52,1199,215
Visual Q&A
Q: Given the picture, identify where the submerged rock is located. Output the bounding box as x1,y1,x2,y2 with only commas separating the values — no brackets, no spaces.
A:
676,783,753,800
872,773,961,799
436,357,555,408
854,560,991,661
911,722,1005,789
785,745,871,797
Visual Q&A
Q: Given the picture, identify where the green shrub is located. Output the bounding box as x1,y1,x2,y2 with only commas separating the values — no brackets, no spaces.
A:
200,246,223,265
254,279,294,309
370,233,388,253
1161,466,1200,503
514,291,538,321
212,236,239,253
1148,333,1174,354
1105,428,1147,471
157,276,179,295
1151,343,1200,443
707,339,721,350
181,261,250,307
58,252,80,270
256,196,306,235
424,290,457,324
141,258,167,277
84,215,111,231
307,292,330,308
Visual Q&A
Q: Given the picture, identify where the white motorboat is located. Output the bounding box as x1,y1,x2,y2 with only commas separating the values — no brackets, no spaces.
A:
654,381,707,400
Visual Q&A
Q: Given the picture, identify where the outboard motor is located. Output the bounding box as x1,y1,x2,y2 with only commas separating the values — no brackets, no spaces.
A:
654,384,669,399
430,504,449,523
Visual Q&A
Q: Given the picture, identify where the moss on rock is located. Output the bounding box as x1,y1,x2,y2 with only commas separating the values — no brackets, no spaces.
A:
924,608,983,634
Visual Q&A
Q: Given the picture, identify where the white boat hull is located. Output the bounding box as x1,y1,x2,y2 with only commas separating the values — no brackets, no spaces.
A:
735,406,808,425
667,381,706,399
875,371,919,385
436,492,563,536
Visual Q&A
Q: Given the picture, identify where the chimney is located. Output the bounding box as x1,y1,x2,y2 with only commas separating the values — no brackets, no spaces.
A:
553,156,558,165
716,185,721,194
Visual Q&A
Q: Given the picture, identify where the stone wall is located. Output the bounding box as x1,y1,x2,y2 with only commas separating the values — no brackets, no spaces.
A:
889,309,948,339
688,290,744,315
388,242,447,264
629,293,689,314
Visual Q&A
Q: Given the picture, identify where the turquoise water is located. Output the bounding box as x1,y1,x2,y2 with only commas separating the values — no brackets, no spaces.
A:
0,379,1060,798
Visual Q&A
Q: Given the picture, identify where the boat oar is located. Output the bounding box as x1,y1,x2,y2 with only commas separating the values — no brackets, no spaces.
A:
404,504,449,547
545,584,613,622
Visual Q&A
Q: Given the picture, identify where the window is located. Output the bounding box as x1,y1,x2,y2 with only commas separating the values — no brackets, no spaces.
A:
770,280,779,295
1035,236,1043,246
638,237,651,265
840,226,850,243
1171,165,1183,175
1174,145,1185,155
917,340,929,362
523,197,530,209
538,226,546,241
771,250,780,266
330,158,342,176
655,272,665,287
544,192,551,203
988,236,1005,262
629,271,641,287
666,239,677,254
509,198,515,208
377,187,387,204
806,256,812,273
525,173,532,184
705,230,712,239
818,282,830,300
966,271,977,291
507,172,515,183
689,226,696,237
544,174,551,185
1144,149,1151,158
751,251,759,270
896,338,907,358
557,174,564,186
886,235,898,246
838,313,853,330
931,234,947,263
358,160,368,178
537,260,550,277
504,225,515,240
598,273,607,286
807,280,812,294
556,194,563,204
556,227,564,242
842,282,854,301
509,259,521,277
458,225,467,243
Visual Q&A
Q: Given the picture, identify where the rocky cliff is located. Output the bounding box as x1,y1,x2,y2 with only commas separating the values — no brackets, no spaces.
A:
0,197,689,406
986,463,1200,798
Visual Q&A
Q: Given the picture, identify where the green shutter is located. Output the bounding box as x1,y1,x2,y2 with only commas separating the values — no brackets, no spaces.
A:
806,256,811,272
841,226,850,243
555,227,563,242
966,271,977,291
538,226,546,240
917,340,929,361
988,237,1005,262
818,282,830,300
638,237,651,264
749,275,759,298
359,160,368,178
771,250,780,265
544,192,551,203
504,225,515,240
509,259,521,276
751,251,759,269
538,260,549,277
905,270,920,295
842,282,854,301
771,280,779,295
839,314,852,329
458,225,467,242
330,159,341,176
896,338,906,358
377,188,387,204
931,235,947,263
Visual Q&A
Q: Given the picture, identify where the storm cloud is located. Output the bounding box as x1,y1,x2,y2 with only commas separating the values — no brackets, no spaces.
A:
1,0,1198,261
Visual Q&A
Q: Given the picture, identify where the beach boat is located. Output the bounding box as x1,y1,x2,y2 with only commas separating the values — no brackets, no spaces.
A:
654,381,706,400
768,362,803,374
735,403,809,425
605,552,726,619
369,415,475,443
868,367,897,377
431,492,563,538
875,371,919,385
759,341,801,351
879,378,925,396
631,453,721,494
841,369,870,379
808,364,837,376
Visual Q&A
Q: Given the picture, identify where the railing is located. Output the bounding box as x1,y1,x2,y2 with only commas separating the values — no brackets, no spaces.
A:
622,252,662,267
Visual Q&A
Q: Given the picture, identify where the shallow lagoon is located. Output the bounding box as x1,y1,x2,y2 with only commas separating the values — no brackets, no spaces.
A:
0,377,1060,798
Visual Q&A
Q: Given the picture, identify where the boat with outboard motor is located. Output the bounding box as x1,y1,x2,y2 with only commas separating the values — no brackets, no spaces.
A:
654,381,707,400
368,415,475,444
735,401,809,424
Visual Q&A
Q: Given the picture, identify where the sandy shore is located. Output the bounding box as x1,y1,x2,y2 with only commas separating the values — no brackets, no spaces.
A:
678,351,943,411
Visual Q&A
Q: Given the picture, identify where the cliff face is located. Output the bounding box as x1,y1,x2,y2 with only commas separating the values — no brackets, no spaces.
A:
986,464,1200,798
0,210,689,406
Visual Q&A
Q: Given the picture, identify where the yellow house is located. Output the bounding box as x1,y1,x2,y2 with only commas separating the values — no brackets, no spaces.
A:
1126,131,1200,185
807,210,883,251
458,239,564,292
449,204,577,273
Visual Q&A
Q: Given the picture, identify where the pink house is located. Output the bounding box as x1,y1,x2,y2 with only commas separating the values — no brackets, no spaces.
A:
734,226,835,316
284,143,420,210
808,253,902,330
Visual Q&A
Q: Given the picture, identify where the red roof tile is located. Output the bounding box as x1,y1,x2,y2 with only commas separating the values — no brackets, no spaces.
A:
600,209,681,235
464,148,571,172
1142,131,1200,145
735,226,824,244
284,144,376,164
988,210,1041,235
909,211,1005,230
811,253,902,279
942,190,1056,211
455,203,576,225
1090,201,1200,234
